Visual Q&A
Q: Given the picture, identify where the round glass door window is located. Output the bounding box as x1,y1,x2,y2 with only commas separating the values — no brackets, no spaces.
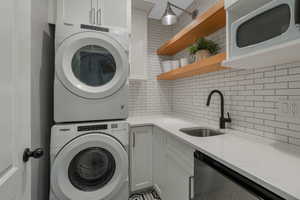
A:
68,147,116,191
71,45,116,87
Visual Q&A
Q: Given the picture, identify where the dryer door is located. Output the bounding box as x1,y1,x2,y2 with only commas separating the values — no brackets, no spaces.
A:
51,134,128,200
56,32,129,99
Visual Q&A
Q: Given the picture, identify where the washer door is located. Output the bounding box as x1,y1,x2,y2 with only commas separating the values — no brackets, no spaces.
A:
56,32,129,99
51,134,128,200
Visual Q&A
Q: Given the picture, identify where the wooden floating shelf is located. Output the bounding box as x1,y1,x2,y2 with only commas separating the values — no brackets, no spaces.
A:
157,53,229,80
157,0,226,56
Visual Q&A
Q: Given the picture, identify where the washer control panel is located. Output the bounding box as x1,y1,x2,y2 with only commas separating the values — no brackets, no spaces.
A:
78,124,108,132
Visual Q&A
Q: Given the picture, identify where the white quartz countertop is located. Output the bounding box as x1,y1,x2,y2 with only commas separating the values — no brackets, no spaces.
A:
127,115,300,200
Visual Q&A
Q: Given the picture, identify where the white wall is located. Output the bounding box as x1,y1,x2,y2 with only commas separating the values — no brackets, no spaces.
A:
30,0,53,199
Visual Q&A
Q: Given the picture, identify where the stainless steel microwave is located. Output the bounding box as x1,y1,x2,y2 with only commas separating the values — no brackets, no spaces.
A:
231,0,300,57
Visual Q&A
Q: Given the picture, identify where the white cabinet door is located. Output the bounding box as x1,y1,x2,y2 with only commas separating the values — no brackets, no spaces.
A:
130,126,153,192
130,8,148,80
99,0,128,28
152,128,194,200
165,151,193,200
152,127,167,199
62,0,95,25
164,135,194,200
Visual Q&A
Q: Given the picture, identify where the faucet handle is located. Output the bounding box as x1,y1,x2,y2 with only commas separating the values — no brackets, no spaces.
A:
227,112,232,122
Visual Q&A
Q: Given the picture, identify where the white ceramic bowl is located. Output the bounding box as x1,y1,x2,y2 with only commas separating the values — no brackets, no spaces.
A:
172,60,180,69
162,61,172,72
180,58,189,67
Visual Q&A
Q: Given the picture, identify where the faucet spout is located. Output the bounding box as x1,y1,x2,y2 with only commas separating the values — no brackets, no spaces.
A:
206,90,231,129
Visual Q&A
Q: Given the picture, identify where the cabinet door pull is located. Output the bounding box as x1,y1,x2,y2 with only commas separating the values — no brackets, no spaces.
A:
133,132,136,148
189,176,194,200
97,9,102,25
91,8,96,24
89,9,93,24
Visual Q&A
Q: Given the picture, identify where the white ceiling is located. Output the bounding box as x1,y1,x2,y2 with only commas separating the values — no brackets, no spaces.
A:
145,0,194,19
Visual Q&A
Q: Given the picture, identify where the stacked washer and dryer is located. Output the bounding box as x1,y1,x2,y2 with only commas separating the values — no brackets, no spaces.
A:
50,1,130,200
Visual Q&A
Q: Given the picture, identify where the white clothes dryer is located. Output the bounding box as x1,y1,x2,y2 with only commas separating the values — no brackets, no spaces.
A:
50,121,129,200
54,24,129,123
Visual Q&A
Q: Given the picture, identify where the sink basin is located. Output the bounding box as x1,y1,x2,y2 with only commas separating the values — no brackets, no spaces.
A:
180,127,224,137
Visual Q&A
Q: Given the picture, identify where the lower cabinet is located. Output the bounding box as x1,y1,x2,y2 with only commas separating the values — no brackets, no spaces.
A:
164,140,194,200
153,127,194,200
131,125,194,200
130,126,153,192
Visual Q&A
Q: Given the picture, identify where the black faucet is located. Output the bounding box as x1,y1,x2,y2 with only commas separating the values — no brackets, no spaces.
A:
206,90,231,129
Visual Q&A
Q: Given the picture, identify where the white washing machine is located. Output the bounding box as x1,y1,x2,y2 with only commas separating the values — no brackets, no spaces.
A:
54,23,129,123
50,121,129,200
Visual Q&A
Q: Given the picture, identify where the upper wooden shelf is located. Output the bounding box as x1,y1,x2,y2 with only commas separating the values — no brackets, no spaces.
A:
157,53,229,80
157,0,226,56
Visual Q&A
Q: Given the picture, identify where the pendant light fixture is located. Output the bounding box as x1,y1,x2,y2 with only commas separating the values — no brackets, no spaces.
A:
161,1,198,26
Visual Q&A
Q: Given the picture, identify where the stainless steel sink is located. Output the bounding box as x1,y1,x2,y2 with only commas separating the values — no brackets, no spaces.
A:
179,127,224,137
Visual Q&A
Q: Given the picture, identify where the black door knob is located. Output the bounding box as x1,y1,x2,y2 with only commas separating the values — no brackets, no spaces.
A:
23,148,44,162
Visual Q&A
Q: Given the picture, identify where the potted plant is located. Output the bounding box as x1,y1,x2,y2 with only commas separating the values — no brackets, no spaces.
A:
189,37,220,62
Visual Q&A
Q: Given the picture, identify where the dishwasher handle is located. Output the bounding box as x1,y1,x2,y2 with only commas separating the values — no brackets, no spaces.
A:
194,151,285,200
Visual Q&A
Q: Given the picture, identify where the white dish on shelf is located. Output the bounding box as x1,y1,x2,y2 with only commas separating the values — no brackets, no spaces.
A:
172,60,180,69
161,60,172,72
180,58,189,67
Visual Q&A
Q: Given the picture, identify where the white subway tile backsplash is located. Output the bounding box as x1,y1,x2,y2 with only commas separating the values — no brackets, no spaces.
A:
263,132,289,143
289,81,300,88
254,90,275,96
289,67,300,74
254,101,275,108
128,20,173,116
254,124,275,133
255,77,275,84
264,120,288,129
289,137,300,146
264,82,288,89
276,74,300,82
276,89,300,96
276,128,300,139
289,124,300,131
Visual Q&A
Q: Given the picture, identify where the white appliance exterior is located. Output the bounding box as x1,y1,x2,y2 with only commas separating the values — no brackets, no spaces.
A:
50,121,129,200
231,0,300,58
54,24,129,123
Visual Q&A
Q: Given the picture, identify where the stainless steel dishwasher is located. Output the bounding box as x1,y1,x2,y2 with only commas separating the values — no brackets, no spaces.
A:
193,151,285,200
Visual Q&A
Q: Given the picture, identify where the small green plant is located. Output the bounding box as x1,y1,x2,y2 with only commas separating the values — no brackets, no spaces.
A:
188,37,220,55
